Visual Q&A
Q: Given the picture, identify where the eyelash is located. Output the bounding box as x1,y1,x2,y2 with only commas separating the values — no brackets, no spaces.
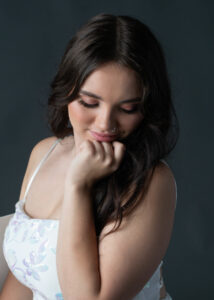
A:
77,99,139,114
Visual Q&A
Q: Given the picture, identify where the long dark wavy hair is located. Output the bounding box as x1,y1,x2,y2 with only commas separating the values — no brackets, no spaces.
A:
46,13,179,238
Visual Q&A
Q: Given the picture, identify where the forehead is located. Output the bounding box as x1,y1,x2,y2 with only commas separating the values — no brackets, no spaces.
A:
81,63,141,97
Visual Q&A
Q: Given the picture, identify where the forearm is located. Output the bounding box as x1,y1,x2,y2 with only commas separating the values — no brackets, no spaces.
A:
56,183,101,300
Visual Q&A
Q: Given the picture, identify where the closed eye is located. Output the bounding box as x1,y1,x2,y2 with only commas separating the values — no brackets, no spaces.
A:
77,99,139,114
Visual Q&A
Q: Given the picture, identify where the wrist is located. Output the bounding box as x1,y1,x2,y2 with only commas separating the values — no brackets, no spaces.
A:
64,180,93,195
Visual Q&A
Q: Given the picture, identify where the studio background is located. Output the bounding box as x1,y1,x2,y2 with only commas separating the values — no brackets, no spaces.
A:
0,0,213,299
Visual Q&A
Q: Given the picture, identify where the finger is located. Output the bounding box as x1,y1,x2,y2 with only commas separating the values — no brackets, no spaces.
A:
102,142,114,158
81,140,96,155
112,142,126,167
92,140,105,160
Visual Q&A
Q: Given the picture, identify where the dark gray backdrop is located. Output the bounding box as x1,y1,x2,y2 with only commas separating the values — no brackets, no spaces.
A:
0,0,213,299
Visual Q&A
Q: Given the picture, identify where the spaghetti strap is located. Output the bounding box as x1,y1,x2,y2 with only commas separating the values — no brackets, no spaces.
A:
160,159,178,210
23,138,62,202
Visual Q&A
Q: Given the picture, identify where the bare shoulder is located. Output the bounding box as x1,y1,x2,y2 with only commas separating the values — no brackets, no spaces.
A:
31,136,59,160
96,161,177,299
140,160,177,215
152,160,177,207
100,160,177,239
26,136,60,175
18,136,59,200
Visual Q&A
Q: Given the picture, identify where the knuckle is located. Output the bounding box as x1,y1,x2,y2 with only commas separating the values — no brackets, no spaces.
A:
95,153,102,161
105,155,114,166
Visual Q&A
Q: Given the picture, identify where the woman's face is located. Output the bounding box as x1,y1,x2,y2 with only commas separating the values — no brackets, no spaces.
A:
67,62,143,147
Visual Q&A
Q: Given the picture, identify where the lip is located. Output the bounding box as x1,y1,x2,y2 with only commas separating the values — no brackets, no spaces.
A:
90,131,117,142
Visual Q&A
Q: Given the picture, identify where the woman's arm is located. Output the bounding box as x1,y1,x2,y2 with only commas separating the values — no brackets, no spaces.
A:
56,183,101,299
56,162,176,300
1,136,58,298
0,271,33,299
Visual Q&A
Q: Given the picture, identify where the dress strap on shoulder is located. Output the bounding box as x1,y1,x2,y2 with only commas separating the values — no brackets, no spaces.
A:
23,138,62,202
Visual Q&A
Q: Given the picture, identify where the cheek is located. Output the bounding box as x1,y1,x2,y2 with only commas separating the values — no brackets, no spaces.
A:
68,102,93,124
122,114,143,131
133,115,143,128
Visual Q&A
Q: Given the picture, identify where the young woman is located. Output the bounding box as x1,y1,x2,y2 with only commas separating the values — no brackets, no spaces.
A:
1,13,179,300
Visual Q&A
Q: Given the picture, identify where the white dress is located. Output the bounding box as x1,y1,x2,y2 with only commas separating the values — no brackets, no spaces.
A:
3,138,177,299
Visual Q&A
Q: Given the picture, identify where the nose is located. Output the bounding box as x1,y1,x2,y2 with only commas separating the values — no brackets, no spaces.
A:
95,107,118,133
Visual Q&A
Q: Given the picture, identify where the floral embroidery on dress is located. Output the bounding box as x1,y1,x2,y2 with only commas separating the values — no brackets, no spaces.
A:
3,198,165,300
55,293,64,299
22,244,49,281
3,200,62,299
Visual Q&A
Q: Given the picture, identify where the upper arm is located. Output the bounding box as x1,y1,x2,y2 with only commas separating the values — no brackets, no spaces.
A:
1,137,58,299
0,270,33,299
19,136,58,200
97,163,176,300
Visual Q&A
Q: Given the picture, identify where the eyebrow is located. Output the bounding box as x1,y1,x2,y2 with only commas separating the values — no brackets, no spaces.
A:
79,89,141,104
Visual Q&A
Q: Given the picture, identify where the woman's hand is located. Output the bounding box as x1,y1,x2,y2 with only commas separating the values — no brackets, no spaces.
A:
65,140,126,189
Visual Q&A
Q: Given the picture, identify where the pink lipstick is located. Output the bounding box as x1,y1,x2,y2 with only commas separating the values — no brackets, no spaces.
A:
90,131,117,142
